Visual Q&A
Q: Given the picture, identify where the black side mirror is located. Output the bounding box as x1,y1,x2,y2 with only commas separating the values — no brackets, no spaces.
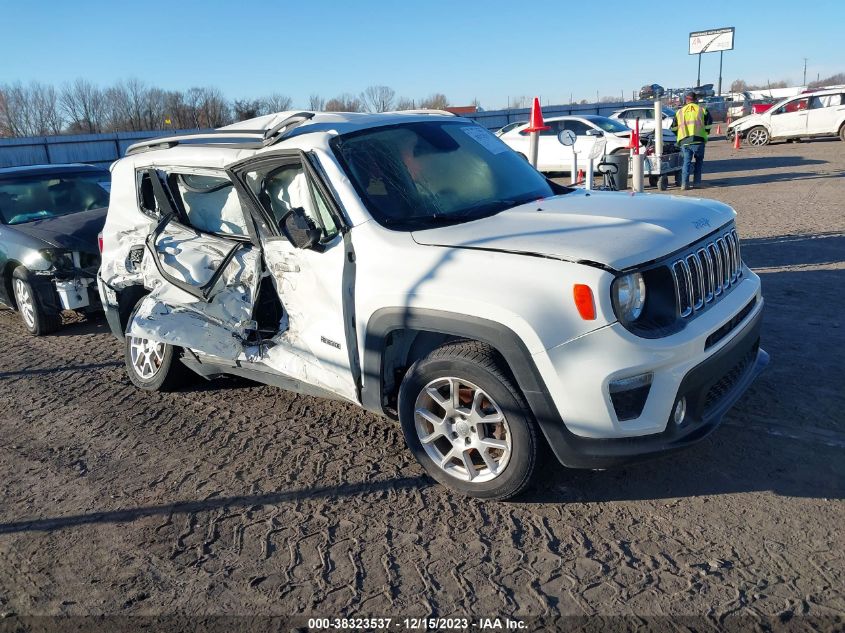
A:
279,207,321,249
586,129,604,137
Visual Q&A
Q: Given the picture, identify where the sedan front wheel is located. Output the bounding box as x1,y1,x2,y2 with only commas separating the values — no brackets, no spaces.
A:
745,126,770,146
11,267,60,336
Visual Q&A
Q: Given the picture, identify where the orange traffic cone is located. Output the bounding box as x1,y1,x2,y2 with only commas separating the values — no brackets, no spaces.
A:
715,123,722,135
733,131,741,150
522,97,550,133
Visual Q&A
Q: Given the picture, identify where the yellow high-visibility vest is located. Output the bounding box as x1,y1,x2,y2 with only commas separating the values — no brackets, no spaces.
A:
675,103,709,143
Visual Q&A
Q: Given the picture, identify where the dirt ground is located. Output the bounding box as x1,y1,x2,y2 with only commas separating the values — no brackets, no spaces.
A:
0,138,843,631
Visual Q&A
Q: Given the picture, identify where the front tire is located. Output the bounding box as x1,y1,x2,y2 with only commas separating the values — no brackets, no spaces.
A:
11,267,60,336
398,341,539,500
839,124,845,143
746,126,770,146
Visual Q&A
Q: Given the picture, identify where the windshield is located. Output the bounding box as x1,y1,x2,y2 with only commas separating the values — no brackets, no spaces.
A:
590,117,631,133
0,172,110,225
331,121,567,229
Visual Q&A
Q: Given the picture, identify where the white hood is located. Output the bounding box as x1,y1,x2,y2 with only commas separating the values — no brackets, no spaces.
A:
411,189,736,271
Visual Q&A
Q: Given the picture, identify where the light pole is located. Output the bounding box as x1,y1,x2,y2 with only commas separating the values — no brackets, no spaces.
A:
803,58,808,86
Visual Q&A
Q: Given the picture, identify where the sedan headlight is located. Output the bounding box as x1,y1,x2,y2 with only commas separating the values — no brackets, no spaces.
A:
612,272,646,323
39,248,75,271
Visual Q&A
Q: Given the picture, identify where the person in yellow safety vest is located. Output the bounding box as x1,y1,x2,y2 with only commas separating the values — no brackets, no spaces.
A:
671,91,713,190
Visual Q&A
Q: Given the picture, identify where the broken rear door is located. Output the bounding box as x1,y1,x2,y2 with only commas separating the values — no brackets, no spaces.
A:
230,152,360,403
127,168,262,359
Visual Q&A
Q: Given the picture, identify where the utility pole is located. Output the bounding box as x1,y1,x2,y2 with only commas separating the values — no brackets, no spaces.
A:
803,58,808,86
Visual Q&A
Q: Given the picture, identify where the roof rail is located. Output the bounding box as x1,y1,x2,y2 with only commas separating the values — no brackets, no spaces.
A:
389,109,457,117
125,112,317,156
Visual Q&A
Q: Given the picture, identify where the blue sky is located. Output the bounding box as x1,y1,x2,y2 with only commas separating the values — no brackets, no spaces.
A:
0,0,840,109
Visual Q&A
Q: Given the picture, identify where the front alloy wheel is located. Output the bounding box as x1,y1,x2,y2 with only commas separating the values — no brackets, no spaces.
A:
746,126,770,146
11,267,61,335
13,278,36,330
414,377,512,483
398,341,539,500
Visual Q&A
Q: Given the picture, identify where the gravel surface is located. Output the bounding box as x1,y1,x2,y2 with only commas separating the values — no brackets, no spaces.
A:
0,138,843,630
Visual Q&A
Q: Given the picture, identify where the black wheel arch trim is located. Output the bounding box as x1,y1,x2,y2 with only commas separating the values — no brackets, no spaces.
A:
361,307,578,464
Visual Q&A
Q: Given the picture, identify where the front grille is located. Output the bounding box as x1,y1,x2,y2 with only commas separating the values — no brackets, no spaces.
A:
671,228,742,318
703,344,757,413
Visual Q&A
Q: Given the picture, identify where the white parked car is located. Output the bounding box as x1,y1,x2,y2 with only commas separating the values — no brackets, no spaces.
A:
499,115,676,173
727,88,845,146
494,120,526,137
609,106,676,134
98,110,768,499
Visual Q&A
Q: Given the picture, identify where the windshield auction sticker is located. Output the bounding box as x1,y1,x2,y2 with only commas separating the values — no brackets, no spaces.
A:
461,126,509,154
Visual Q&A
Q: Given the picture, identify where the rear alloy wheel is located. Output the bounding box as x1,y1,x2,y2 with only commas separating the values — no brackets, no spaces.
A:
11,267,60,335
745,126,770,146
124,334,188,391
398,341,538,499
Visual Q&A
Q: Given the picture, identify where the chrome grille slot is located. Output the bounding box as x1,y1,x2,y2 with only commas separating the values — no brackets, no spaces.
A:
670,228,743,319
716,238,731,287
698,247,714,302
672,261,693,317
708,243,723,296
686,254,704,310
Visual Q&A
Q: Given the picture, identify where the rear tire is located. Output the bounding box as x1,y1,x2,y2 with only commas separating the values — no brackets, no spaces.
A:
398,341,539,500
839,124,845,143
11,267,60,336
124,299,189,391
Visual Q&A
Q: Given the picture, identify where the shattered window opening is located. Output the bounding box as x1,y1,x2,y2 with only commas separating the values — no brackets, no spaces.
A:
245,161,339,243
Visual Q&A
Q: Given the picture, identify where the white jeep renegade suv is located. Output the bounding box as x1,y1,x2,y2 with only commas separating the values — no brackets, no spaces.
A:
98,111,768,499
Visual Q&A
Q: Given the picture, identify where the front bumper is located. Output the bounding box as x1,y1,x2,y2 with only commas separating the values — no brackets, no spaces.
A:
531,272,768,469
28,270,100,314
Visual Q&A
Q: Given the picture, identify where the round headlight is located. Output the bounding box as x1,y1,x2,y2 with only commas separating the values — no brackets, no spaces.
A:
612,272,646,322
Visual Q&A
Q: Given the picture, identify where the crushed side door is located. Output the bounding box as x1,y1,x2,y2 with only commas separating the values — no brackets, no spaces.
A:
127,168,264,359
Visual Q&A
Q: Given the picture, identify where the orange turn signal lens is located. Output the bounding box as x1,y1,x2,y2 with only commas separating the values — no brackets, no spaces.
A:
573,284,596,320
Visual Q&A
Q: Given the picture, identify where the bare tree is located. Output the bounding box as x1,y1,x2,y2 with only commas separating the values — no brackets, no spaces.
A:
361,85,395,112
419,93,449,110
233,99,263,121
325,94,363,112
808,72,845,89
262,93,293,114
61,79,106,133
0,82,63,136
308,94,325,111
395,97,416,111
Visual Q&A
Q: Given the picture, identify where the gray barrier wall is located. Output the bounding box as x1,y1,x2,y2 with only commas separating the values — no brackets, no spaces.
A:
0,100,658,168
0,129,207,169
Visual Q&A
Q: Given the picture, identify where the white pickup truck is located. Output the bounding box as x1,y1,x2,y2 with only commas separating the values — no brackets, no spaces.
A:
98,111,768,499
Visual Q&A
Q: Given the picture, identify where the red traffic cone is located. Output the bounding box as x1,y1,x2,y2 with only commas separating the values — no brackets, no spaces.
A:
523,97,550,133
577,169,585,184
733,131,741,150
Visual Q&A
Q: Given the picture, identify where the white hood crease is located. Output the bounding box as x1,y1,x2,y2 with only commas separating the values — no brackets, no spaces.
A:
411,190,736,270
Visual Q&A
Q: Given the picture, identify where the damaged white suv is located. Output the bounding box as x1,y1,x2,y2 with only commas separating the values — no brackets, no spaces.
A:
98,111,768,499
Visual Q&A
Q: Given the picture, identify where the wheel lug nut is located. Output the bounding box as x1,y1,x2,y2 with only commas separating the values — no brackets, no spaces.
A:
471,426,476,433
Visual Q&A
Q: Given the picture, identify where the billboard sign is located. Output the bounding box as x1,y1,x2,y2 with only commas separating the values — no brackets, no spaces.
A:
689,27,735,55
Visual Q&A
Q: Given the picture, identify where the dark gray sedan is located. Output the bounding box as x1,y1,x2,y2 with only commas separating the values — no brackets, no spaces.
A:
0,164,109,335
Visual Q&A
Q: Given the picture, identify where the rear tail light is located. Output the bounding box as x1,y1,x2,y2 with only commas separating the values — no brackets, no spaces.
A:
97,233,104,253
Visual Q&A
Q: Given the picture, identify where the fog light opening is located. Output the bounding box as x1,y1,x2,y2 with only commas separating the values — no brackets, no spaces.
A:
673,397,687,426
